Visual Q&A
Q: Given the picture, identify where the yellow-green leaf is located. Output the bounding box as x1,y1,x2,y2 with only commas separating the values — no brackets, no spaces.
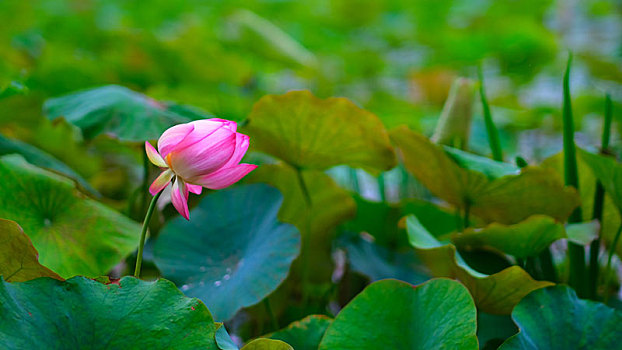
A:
407,215,553,314
0,219,62,282
245,90,397,175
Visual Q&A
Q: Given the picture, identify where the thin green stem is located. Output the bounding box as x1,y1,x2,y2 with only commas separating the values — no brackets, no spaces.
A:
601,94,613,150
603,224,622,302
295,167,312,314
134,191,162,278
463,203,471,230
263,298,279,331
377,173,386,202
538,248,558,282
478,65,503,161
349,167,360,193
587,94,613,299
562,53,586,297
604,225,622,304
296,168,312,207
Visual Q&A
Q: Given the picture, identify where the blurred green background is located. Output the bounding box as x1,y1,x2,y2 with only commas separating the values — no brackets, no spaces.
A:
0,0,620,169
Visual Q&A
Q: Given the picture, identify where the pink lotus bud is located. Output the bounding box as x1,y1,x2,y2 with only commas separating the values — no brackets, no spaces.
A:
145,118,257,220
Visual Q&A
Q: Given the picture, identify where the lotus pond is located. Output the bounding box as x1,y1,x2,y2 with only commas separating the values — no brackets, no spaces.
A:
0,1,621,349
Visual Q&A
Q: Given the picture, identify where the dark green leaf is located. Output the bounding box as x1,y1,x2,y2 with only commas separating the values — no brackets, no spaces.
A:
500,286,622,349
318,278,479,349
0,276,219,349
44,85,191,142
0,133,98,196
340,233,429,285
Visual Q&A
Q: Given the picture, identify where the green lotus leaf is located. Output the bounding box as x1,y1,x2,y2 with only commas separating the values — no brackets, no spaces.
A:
267,315,332,350
0,133,98,196
0,276,219,349
500,286,622,349
391,127,580,224
318,278,479,349
154,184,301,321
406,215,553,314
246,163,356,284
0,219,62,282
245,90,397,175
0,154,140,277
452,215,566,259
44,85,192,142
242,339,293,350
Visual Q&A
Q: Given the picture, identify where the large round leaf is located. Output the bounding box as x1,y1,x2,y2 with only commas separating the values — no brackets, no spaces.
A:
154,184,300,321
406,215,553,315
245,90,397,175
0,219,62,282
0,276,219,349
43,85,192,142
0,155,140,277
267,315,332,350
390,127,580,224
500,286,622,349
318,278,479,349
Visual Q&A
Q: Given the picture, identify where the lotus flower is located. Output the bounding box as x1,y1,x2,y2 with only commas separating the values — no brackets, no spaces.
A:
145,118,257,220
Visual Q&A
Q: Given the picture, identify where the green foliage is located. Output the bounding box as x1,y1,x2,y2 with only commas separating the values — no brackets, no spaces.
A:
452,215,565,259
247,164,356,284
407,215,552,314
267,315,332,350
44,85,194,142
0,276,219,349
0,133,98,195
391,127,581,224
500,286,622,349
318,278,479,349
154,184,300,321
0,155,140,277
0,219,62,282
245,90,396,175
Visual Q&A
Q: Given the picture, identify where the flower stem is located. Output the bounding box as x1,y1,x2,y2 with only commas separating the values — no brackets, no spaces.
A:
604,224,622,304
295,167,313,314
134,191,162,278
588,93,613,299
562,53,587,297
478,65,503,162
